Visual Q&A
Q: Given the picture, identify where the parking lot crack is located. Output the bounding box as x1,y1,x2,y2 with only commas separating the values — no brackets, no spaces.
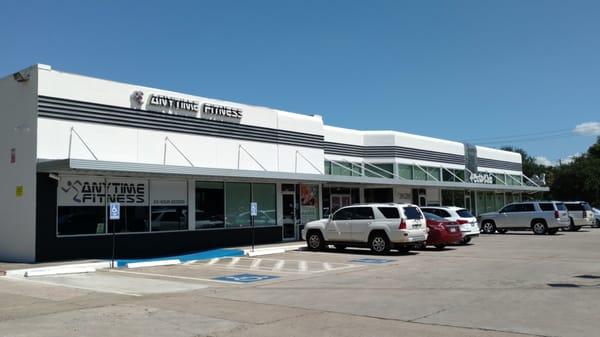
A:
407,307,447,322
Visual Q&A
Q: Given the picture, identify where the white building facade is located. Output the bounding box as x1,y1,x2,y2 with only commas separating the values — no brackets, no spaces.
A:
0,65,547,262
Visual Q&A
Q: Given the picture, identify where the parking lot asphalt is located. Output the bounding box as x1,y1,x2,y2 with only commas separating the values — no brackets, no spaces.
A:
1,229,600,337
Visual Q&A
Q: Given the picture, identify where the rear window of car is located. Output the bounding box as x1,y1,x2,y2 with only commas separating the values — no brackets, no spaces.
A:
539,203,555,211
582,202,592,211
403,207,423,220
565,203,583,211
555,203,567,211
378,207,400,219
423,212,445,221
456,209,473,218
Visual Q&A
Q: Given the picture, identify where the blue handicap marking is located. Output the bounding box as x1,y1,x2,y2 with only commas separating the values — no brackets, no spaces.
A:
350,258,396,264
213,273,279,283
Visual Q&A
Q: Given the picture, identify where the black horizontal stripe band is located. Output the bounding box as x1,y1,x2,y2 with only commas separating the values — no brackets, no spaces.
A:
38,96,324,149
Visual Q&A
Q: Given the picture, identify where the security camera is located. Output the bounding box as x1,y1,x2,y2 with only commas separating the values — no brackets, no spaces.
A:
13,71,31,82
49,173,60,181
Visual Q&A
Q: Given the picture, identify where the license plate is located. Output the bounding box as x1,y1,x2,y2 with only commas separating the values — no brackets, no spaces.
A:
449,228,456,232
412,224,420,229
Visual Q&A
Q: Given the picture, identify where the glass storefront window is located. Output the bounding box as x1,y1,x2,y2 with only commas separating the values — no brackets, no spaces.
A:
324,160,332,175
226,182,252,228
414,166,427,180
58,206,106,235
426,167,441,181
196,181,225,229
366,163,394,178
398,164,413,180
151,206,188,231
352,163,363,176
108,206,149,233
253,183,277,227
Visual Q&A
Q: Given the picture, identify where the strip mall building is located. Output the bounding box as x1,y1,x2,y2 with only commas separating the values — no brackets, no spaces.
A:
0,65,548,262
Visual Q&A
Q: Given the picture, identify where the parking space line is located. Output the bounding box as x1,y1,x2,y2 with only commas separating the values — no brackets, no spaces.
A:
109,269,239,285
250,258,262,269
227,257,241,266
3,276,142,297
299,260,308,272
272,260,285,271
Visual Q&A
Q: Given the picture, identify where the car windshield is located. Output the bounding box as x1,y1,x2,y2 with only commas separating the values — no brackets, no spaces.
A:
456,209,474,218
423,212,445,221
403,207,423,220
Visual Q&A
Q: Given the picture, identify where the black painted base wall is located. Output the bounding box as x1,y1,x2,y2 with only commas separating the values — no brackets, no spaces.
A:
35,174,284,262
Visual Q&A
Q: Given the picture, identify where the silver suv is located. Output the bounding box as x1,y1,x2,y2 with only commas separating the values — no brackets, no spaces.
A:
479,201,570,235
564,201,595,231
302,203,428,254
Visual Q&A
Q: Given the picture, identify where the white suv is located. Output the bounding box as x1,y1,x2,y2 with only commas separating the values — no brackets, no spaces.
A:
564,201,595,231
302,204,428,254
421,206,479,244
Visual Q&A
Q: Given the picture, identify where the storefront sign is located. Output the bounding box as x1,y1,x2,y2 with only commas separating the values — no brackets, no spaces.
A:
149,180,188,205
16,185,23,198
300,184,320,224
469,172,494,184
202,103,243,119
58,176,148,206
149,94,199,112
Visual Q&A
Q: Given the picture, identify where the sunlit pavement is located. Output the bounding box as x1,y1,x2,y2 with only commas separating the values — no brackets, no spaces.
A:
2,229,600,337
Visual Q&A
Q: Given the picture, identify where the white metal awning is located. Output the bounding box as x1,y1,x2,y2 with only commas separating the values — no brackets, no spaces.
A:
37,159,549,192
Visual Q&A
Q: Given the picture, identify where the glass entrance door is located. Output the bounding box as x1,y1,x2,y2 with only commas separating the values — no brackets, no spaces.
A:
330,194,351,213
282,193,297,240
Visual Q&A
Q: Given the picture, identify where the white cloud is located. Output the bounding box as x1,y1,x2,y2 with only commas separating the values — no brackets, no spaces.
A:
535,156,554,166
574,122,600,136
559,153,582,165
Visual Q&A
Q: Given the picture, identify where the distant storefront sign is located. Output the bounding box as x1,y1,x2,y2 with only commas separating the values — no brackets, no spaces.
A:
469,172,494,184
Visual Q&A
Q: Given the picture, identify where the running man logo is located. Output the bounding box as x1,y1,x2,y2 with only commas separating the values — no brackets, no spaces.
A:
60,180,83,203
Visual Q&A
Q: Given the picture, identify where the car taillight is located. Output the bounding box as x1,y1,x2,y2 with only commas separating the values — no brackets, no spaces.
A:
554,210,560,219
399,219,407,229
456,219,469,224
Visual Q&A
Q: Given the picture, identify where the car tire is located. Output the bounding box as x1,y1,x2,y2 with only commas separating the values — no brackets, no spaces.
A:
496,228,508,234
568,218,577,231
481,221,496,234
460,236,471,245
334,244,347,250
548,228,558,235
434,244,446,250
306,231,325,251
573,226,582,231
532,221,548,235
369,232,390,254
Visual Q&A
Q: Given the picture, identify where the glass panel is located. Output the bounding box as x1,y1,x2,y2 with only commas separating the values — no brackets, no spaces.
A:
456,209,474,217
195,181,225,229
539,203,554,211
442,169,455,182
108,206,149,233
352,163,363,176
403,207,423,219
324,161,332,175
495,193,504,212
398,164,413,180
453,190,465,208
365,163,394,178
441,190,453,206
57,206,106,235
333,208,352,220
414,166,427,180
225,182,251,228
253,183,277,227
426,167,441,181
349,207,375,220
378,207,400,219
282,194,296,239
151,206,188,231
331,162,353,176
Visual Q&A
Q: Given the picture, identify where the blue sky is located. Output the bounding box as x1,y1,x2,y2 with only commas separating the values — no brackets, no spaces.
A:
1,0,599,164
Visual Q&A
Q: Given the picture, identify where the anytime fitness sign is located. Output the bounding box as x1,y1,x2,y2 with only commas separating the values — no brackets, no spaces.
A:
469,172,494,184
58,176,148,206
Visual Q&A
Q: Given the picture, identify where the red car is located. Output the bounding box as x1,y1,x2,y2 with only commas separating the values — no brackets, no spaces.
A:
422,212,463,249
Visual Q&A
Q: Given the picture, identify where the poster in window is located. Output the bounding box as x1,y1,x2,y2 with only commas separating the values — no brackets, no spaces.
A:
300,184,320,224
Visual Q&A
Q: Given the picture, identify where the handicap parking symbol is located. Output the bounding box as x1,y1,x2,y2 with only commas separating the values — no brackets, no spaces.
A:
350,258,396,264
213,273,279,283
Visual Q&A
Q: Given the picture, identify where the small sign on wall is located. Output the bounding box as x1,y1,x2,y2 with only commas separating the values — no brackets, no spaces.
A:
16,185,24,198
10,148,16,164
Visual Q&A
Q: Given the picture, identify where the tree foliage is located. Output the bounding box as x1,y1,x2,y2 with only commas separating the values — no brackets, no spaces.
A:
502,137,600,207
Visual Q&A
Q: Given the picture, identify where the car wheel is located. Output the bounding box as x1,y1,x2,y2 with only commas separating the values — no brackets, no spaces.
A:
434,244,446,250
497,228,508,234
369,232,390,254
460,236,471,245
548,228,558,235
481,221,496,234
334,244,347,250
532,221,548,235
306,231,324,250
573,226,582,231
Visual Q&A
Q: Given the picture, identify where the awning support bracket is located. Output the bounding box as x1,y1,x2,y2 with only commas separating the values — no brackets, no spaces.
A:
238,144,267,171
163,137,194,167
296,150,323,174
68,127,98,160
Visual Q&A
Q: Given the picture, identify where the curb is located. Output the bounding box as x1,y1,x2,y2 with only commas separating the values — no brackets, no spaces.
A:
4,261,112,278
244,243,305,257
116,248,245,268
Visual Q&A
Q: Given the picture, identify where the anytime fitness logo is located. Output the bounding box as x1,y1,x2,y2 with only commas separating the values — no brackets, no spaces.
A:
60,179,146,204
